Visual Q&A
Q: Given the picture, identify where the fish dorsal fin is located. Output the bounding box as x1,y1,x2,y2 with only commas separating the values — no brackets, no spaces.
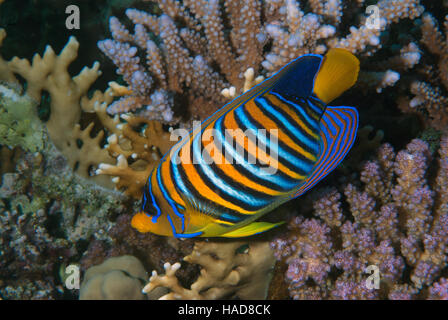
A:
270,54,323,98
183,54,324,142
170,55,325,162
291,105,358,199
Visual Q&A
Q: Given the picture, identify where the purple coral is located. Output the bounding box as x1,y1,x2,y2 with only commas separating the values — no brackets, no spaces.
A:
271,136,448,299
428,278,448,300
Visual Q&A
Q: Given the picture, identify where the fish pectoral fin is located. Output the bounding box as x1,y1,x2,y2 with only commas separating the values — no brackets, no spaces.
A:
291,105,358,199
220,221,285,238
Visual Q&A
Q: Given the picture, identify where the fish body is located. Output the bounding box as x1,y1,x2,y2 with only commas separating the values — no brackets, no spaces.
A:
132,48,360,238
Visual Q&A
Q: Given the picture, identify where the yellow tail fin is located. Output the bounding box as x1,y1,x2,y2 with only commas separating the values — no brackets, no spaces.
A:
313,48,360,104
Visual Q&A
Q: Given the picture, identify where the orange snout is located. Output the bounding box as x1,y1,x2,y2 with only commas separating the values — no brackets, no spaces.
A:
131,212,175,236
131,212,154,233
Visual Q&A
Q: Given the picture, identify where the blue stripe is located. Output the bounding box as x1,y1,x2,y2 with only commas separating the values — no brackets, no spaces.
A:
256,96,319,154
166,215,203,238
297,106,358,197
192,127,270,207
214,115,297,189
307,97,324,115
146,177,162,223
156,163,185,232
271,92,320,130
170,152,194,199
142,189,148,211
234,106,314,175
220,212,242,222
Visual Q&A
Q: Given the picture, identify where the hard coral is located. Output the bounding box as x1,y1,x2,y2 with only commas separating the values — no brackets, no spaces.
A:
96,116,175,198
0,30,116,187
80,214,197,283
397,13,448,131
1,28,175,196
100,0,424,124
80,255,147,300
142,240,275,300
271,136,448,299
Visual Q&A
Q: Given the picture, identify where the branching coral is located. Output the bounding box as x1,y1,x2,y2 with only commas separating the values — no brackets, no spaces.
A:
95,116,175,198
1,29,175,196
0,30,117,187
270,136,448,299
97,0,265,120
93,0,427,195
142,240,275,300
99,0,424,121
80,227,276,300
397,13,448,131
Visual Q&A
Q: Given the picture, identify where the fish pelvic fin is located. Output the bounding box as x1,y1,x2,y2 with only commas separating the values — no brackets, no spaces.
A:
220,221,285,238
313,48,360,104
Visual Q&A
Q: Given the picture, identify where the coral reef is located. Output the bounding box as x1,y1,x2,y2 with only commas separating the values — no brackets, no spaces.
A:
397,12,448,131
142,240,275,300
0,28,175,196
2,0,434,196
80,213,197,280
0,28,116,187
270,136,448,299
0,137,127,299
1,0,448,301
94,0,430,194
95,117,175,198
98,0,425,123
79,255,175,300
80,229,276,300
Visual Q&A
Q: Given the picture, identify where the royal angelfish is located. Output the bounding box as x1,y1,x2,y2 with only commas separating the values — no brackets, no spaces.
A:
132,48,360,238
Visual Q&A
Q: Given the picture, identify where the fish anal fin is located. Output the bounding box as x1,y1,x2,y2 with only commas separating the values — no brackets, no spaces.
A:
221,221,284,238
292,105,358,199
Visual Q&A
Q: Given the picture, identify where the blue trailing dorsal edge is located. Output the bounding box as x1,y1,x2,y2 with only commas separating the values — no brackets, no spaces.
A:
291,105,359,199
